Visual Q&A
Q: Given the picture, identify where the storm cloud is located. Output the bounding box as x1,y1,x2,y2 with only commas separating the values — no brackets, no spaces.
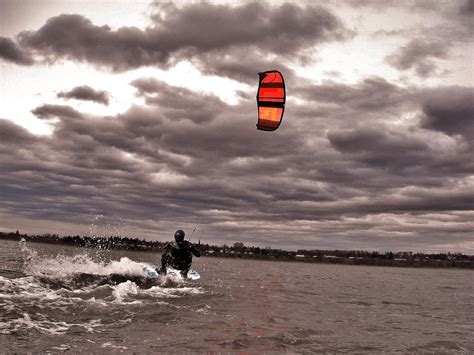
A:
421,87,474,141
0,36,34,65
8,2,349,77
57,85,110,105
31,104,84,121
386,39,448,77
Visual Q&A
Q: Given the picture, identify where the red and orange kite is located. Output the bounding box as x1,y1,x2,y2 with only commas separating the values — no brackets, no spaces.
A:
256,70,286,131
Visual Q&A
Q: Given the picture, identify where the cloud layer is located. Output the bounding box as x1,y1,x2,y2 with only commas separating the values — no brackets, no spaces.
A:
4,2,349,81
2,74,473,251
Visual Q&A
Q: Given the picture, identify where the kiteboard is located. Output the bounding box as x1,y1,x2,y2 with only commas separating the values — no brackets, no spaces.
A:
142,266,200,280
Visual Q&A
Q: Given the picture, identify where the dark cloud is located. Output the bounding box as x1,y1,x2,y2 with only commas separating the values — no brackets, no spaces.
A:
131,78,225,124
57,85,110,105
328,126,427,156
190,49,296,83
31,104,84,121
17,14,152,71
0,118,37,144
317,82,474,180
421,87,474,141
326,125,460,175
149,2,349,54
459,0,474,15
386,39,448,77
11,2,349,78
294,77,408,111
0,36,34,65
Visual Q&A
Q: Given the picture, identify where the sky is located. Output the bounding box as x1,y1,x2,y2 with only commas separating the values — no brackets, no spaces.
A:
0,0,473,253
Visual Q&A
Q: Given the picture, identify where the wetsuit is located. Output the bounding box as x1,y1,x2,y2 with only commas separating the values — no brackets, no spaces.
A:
160,240,200,276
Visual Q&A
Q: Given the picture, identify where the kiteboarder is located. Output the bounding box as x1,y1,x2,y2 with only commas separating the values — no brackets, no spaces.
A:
158,230,201,277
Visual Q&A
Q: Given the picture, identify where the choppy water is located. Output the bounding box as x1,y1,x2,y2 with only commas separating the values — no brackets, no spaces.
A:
0,239,472,353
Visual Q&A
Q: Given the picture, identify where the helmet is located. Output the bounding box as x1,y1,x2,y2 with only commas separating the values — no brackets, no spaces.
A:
174,229,185,243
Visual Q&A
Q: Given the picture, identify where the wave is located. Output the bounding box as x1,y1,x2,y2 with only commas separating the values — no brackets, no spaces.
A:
0,240,204,335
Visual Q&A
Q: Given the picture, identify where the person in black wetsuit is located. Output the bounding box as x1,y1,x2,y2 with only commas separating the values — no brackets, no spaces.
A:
159,229,200,277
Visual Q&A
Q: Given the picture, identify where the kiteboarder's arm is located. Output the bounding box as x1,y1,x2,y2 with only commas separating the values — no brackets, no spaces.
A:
191,244,201,257
162,242,172,252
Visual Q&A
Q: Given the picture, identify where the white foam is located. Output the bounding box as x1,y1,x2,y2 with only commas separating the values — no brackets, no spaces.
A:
196,304,211,314
144,285,205,299
3,303,15,312
0,277,13,289
25,252,147,278
0,276,62,302
0,312,102,335
20,241,149,278
101,342,128,350
111,281,141,304
86,296,107,307
51,345,70,351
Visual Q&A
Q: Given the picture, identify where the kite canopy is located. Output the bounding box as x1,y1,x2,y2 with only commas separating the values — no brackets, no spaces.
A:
256,70,286,131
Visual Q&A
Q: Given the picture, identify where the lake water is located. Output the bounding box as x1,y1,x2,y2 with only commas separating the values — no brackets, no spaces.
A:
0,239,472,353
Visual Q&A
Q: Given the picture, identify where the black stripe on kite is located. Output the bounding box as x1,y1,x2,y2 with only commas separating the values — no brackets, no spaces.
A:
259,83,284,88
257,101,285,108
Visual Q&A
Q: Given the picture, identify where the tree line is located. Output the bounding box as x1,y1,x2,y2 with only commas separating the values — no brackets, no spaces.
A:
1,230,473,268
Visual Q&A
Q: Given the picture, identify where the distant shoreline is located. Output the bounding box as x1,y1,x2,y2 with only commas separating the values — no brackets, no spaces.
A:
1,231,473,269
